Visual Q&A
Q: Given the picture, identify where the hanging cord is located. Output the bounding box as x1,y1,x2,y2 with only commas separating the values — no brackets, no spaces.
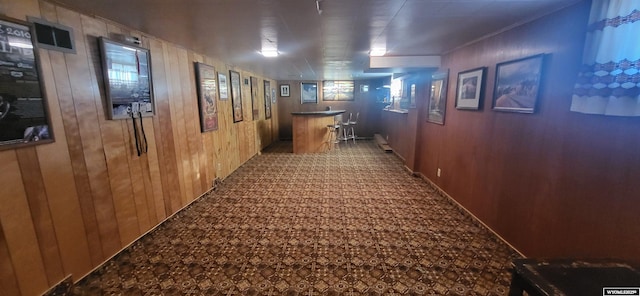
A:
138,111,148,153
131,111,141,156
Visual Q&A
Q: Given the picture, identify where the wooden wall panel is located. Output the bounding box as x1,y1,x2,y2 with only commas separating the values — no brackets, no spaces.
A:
0,1,279,295
140,117,162,225
16,148,65,284
411,2,640,262
149,39,179,216
0,0,40,18
38,2,104,268
0,219,20,295
0,150,49,295
36,39,93,280
166,46,191,207
60,7,129,253
178,50,203,200
49,48,107,264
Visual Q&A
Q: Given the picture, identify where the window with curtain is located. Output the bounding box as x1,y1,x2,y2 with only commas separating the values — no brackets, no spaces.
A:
570,0,640,116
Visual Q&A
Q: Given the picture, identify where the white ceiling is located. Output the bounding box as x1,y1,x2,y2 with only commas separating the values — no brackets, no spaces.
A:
52,0,583,81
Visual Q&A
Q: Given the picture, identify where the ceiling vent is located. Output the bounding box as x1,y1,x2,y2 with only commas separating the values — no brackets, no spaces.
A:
27,17,76,54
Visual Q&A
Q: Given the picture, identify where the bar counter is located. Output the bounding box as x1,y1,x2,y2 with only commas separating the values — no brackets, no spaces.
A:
291,110,345,153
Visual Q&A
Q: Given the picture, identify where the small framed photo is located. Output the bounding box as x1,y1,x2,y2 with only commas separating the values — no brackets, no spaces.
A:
493,54,544,113
427,71,448,125
301,82,318,104
218,72,228,100
280,84,290,97
194,62,218,132
455,67,486,110
229,70,243,123
264,80,272,119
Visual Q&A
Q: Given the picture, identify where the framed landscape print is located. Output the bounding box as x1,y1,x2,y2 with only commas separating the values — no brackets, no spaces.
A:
492,54,544,113
264,80,272,119
194,62,218,132
0,16,54,150
229,70,243,122
455,67,486,110
322,80,355,101
218,72,228,100
99,37,154,120
427,71,448,125
301,82,318,104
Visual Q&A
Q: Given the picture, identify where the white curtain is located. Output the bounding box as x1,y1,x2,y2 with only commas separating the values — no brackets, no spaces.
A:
570,0,640,116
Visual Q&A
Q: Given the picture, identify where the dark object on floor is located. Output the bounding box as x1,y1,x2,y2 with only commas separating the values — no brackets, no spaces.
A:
508,258,640,296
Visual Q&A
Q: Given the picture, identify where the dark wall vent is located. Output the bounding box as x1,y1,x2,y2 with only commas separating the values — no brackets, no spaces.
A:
27,17,76,54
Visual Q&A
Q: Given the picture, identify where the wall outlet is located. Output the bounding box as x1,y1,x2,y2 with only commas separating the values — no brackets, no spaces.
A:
386,134,389,141
437,168,441,177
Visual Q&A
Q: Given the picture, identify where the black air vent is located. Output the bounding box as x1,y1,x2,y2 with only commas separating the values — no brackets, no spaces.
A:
28,17,76,54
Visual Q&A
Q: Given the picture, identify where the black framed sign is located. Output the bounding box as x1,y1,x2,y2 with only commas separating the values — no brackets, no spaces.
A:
0,16,54,150
99,37,154,120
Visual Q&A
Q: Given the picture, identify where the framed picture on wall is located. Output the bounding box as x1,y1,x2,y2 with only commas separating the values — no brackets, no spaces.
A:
301,82,318,104
280,84,290,97
99,37,154,120
455,67,486,110
322,80,355,101
272,87,277,103
229,70,243,122
427,70,448,125
218,72,229,100
264,80,272,119
492,54,544,113
194,62,218,132
0,16,54,150
250,76,259,120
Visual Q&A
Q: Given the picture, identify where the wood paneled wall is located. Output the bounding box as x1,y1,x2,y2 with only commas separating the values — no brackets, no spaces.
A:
276,80,385,140
380,74,430,171
410,1,640,262
0,1,278,295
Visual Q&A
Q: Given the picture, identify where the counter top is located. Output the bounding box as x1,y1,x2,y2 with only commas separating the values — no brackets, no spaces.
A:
291,110,346,116
383,109,409,114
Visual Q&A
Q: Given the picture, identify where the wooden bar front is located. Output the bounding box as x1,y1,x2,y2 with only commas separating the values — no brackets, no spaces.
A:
292,110,345,154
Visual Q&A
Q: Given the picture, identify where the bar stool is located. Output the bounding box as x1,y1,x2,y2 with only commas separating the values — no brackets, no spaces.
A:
347,112,359,143
326,114,342,150
338,113,352,143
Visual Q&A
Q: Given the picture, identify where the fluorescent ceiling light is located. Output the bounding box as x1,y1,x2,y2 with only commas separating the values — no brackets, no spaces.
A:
261,49,278,57
369,49,386,57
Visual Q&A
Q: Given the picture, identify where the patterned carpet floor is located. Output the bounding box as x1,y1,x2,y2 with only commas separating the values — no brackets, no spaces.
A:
72,140,521,295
